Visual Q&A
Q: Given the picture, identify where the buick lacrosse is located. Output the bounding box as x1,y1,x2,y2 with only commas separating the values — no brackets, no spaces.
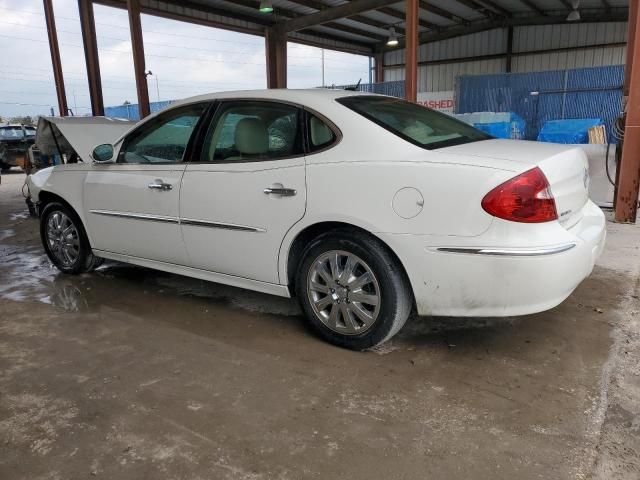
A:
27,89,606,350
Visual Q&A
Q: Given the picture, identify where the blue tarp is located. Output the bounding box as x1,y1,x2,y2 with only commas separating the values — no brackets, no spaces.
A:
456,65,623,142
475,112,526,139
537,118,603,144
104,100,174,120
454,111,526,139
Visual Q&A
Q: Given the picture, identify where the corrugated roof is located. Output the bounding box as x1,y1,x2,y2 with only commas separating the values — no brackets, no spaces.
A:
127,0,629,55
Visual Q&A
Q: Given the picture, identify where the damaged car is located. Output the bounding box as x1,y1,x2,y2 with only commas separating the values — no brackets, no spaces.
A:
0,124,37,172
25,90,606,350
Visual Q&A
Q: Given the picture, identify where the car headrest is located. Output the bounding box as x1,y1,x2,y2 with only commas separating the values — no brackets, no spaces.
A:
235,118,268,155
310,116,333,146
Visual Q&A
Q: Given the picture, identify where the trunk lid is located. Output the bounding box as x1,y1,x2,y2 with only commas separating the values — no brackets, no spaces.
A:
441,139,590,228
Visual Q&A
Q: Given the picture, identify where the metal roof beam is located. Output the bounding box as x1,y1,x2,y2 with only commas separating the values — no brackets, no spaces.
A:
455,0,511,18
376,8,629,50
518,0,548,16
322,22,387,41
286,0,407,34
556,0,574,10
95,0,373,54
418,0,467,23
377,6,439,30
350,14,406,35
225,0,385,41
479,0,513,17
278,0,401,33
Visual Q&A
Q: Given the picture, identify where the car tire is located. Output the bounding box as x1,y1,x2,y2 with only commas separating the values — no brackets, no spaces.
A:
40,202,103,274
296,229,413,350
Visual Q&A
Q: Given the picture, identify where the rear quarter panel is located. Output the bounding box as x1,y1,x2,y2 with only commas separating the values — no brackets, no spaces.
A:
304,160,504,236
278,135,520,284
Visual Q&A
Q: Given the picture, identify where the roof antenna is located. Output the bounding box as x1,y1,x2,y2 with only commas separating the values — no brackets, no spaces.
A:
344,79,362,91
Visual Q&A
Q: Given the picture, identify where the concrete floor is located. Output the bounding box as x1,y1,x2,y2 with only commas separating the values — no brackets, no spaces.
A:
0,171,639,480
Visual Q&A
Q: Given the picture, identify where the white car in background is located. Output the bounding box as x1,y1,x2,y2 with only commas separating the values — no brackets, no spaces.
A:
26,89,606,350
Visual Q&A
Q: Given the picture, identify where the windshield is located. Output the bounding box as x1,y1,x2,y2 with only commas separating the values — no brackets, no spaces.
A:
0,127,36,139
337,96,490,150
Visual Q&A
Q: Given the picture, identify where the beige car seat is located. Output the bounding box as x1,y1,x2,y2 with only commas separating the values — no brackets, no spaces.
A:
225,117,269,161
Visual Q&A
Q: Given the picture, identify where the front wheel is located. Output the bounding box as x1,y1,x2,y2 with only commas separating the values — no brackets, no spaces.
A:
296,230,413,350
40,202,103,274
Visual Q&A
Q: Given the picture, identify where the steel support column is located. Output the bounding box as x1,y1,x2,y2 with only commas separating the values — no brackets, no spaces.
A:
615,0,640,222
374,52,384,83
505,26,514,73
78,0,104,116
624,0,638,97
405,0,419,102
43,0,68,116
127,0,150,118
614,0,637,208
265,27,287,89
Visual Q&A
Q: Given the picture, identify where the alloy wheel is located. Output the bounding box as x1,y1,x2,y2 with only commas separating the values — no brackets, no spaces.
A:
307,250,381,335
46,211,80,267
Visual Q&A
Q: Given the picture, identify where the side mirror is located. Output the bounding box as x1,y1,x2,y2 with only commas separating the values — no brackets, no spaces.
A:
91,144,115,163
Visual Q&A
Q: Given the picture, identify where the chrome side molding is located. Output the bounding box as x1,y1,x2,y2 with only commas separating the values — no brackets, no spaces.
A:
436,243,577,257
90,209,179,224
89,210,265,233
180,218,266,233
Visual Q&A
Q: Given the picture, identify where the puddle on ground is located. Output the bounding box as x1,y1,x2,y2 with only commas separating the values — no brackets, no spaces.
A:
0,241,301,319
0,229,15,241
9,211,29,221
0,237,524,350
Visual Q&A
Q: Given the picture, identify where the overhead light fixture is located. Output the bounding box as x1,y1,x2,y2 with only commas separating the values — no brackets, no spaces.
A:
259,0,273,13
567,0,580,21
386,27,399,47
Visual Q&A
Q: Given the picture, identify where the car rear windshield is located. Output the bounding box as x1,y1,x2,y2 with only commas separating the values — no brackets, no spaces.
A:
337,96,490,150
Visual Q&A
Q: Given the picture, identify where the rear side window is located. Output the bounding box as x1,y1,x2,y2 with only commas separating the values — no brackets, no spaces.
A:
307,114,336,152
337,96,490,150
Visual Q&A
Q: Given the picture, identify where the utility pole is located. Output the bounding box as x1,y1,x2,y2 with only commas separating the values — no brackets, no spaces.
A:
321,49,325,87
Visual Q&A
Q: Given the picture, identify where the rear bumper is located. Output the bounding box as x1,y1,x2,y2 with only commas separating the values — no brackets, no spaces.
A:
382,200,606,317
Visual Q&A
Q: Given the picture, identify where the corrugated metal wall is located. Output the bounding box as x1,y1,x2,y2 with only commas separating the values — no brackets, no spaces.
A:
511,46,627,72
384,22,628,92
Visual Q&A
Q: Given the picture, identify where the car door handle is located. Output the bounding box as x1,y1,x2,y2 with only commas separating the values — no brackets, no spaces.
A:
264,187,297,196
148,180,173,191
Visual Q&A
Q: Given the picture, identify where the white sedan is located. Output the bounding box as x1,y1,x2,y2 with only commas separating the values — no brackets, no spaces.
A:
27,89,606,350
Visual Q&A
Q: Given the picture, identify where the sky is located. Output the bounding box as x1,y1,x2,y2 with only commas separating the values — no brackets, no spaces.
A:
0,0,371,119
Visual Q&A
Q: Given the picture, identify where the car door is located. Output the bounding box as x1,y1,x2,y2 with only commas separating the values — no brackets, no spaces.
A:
84,102,208,265
180,100,307,284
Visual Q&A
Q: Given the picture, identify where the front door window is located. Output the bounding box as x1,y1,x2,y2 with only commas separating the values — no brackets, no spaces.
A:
118,103,207,164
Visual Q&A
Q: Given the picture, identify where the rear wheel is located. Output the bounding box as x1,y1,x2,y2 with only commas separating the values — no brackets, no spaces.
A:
296,230,412,350
40,202,103,274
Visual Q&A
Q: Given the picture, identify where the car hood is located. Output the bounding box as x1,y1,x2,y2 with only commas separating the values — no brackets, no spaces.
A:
36,116,136,162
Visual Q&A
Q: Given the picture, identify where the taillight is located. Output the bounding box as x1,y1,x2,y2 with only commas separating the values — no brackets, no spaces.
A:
481,167,557,223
